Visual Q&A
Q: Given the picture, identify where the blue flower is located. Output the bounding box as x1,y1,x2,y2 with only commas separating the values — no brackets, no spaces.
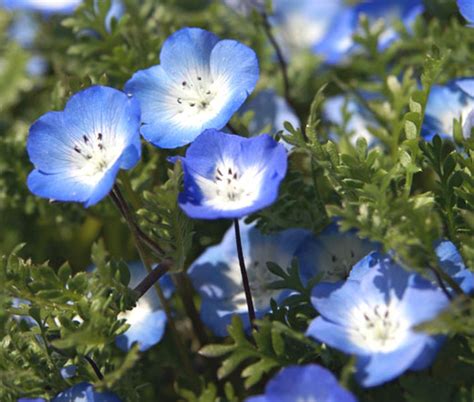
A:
174,129,287,220
124,27,259,149
188,222,311,336
2,0,82,14
245,364,357,402
422,78,474,140
115,262,174,352
436,240,474,294
18,399,45,402
323,96,378,147
26,85,141,207
297,222,379,284
239,89,300,138
52,382,121,401
458,0,474,26
271,0,423,64
306,253,450,387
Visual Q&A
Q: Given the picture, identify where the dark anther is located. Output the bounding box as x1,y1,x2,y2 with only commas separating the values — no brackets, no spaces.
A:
363,313,370,321
233,172,238,179
197,76,202,80
206,90,211,95
201,102,207,108
182,81,187,86
190,103,195,107
384,310,389,319
227,179,231,184
86,155,92,160
98,144,104,150
97,132,103,141
177,98,182,104
215,176,222,181
83,135,89,143
74,146,82,154
228,168,232,175
217,168,223,176
331,255,337,263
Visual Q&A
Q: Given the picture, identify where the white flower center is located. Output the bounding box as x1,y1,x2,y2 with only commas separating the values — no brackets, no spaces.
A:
195,160,264,211
118,298,154,327
349,302,408,353
70,132,120,179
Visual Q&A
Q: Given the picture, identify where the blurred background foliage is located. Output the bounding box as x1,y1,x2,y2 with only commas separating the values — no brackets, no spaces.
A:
1,0,474,401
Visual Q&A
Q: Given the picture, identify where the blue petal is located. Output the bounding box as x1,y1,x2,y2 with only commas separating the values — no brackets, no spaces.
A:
262,364,357,402
18,399,46,402
3,0,81,13
355,338,427,387
52,382,121,402
115,310,167,352
239,89,300,138
408,335,445,371
435,240,474,293
306,316,366,355
458,0,474,25
84,158,122,207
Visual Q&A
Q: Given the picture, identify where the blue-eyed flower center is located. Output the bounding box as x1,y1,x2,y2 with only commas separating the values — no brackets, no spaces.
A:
71,132,114,176
175,75,216,112
350,303,407,352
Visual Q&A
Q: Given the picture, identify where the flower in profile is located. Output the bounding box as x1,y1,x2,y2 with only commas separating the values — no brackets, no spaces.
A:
306,253,450,387
174,129,287,219
52,382,121,401
125,27,259,148
239,89,300,138
26,85,141,207
422,78,474,140
458,0,474,26
435,240,474,294
115,262,174,352
188,222,311,336
323,96,378,147
2,0,82,14
271,0,424,63
297,222,379,284
245,364,357,402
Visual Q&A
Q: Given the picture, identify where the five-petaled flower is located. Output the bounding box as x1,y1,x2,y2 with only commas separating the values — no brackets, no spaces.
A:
245,364,358,402
422,78,474,140
173,129,287,219
125,27,259,149
188,222,311,336
306,252,450,387
115,262,174,352
26,85,141,207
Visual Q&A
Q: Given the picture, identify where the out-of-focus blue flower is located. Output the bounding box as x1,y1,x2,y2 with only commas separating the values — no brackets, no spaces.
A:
436,240,474,294
306,253,450,387
246,364,358,402
271,0,424,64
60,365,77,380
2,0,82,14
323,96,378,147
298,222,379,284
115,262,174,352
52,382,121,401
458,0,474,26
423,78,474,140
26,85,141,207
125,27,259,149
189,222,311,336
174,129,287,220
18,399,45,402
239,89,300,137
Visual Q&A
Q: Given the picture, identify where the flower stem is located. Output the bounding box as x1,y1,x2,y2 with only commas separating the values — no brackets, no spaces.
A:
109,186,196,382
233,219,256,326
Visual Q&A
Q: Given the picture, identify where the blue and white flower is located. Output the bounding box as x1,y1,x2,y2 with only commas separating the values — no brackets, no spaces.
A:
245,364,357,402
306,253,450,387
115,262,174,352
26,85,141,207
297,222,379,284
188,222,311,336
52,382,121,401
271,0,424,64
239,89,300,138
435,240,474,294
458,0,474,26
423,78,474,140
323,96,378,147
174,129,287,220
2,0,82,14
125,27,259,149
